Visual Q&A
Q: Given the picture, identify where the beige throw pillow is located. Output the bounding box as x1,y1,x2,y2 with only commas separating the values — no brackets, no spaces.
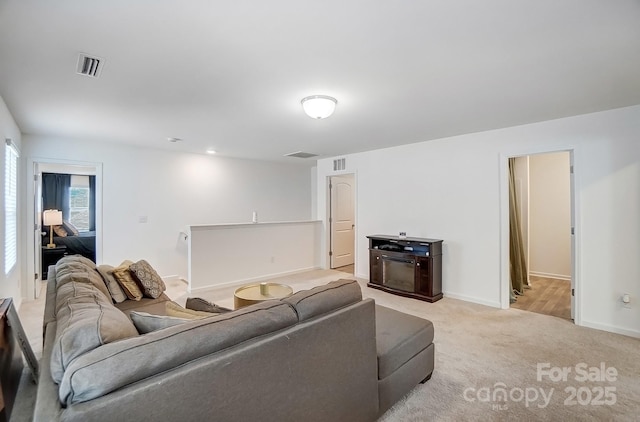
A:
52,225,67,237
63,220,80,236
112,260,143,301
165,301,217,319
128,260,166,299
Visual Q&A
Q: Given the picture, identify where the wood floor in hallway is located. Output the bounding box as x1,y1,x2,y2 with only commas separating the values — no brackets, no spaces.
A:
510,275,572,320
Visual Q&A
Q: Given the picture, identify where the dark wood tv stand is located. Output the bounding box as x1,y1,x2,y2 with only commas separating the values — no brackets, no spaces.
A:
367,235,443,302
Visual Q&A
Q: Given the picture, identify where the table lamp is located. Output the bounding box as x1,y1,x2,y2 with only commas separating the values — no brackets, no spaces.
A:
43,209,63,248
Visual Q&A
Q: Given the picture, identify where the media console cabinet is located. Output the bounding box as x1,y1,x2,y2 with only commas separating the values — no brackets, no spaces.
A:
367,235,443,302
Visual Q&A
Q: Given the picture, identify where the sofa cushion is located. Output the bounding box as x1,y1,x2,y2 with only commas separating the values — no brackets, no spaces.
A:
51,282,138,384
114,293,171,317
375,305,434,380
130,311,190,334
54,281,101,315
283,278,362,322
56,254,96,270
55,259,111,301
59,300,298,404
112,260,143,301
128,259,166,299
97,264,128,303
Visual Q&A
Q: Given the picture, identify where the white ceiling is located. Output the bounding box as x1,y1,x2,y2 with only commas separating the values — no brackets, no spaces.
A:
1,0,639,163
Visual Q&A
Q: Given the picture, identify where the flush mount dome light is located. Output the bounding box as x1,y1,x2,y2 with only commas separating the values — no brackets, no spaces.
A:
301,95,337,119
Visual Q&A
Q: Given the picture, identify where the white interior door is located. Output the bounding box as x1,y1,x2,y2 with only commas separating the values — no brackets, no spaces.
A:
33,163,43,298
330,175,355,268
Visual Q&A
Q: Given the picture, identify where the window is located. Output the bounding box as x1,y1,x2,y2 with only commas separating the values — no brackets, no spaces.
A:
5,139,19,274
69,175,90,232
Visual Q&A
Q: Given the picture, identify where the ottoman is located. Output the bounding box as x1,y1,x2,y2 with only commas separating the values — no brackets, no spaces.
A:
375,305,435,414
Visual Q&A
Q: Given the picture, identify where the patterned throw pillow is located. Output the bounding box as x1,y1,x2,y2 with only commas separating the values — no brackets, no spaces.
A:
129,260,166,299
112,260,143,301
185,297,232,313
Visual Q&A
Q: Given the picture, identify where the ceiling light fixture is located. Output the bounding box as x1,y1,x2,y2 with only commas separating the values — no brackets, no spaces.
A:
206,149,216,154
301,95,337,119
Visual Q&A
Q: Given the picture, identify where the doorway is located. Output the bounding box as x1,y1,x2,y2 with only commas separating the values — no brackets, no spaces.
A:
26,159,102,299
507,151,574,320
328,174,355,274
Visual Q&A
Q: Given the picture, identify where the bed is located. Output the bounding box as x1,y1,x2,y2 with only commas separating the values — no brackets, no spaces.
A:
43,231,96,262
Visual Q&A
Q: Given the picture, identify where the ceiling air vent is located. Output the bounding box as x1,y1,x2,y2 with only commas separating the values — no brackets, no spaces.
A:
76,53,103,78
333,158,346,171
284,151,318,159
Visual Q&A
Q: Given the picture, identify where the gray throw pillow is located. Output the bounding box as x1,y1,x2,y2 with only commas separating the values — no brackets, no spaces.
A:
97,265,128,303
130,311,190,334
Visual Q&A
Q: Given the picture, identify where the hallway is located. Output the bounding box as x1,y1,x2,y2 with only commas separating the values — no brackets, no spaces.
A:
510,275,571,320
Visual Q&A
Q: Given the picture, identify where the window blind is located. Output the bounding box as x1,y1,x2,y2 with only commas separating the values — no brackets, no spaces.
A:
5,139,19,274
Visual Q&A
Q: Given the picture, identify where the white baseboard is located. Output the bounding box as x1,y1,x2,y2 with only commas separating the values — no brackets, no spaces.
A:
188,266,320,294
529,271,571,281
579,320,640,339
442,291,501,309
161,275,182,282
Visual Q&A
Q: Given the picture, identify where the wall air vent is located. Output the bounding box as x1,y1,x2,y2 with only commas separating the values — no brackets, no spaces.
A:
76,53,104,78
284,151,318,159
333,158,346,171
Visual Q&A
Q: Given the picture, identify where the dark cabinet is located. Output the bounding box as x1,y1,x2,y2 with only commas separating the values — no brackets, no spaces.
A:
367,235,443,302
41,246,67,280
370,250,383,285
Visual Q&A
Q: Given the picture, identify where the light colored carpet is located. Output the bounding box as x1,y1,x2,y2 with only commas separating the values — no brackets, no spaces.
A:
13,270,640,421
368,285,640,421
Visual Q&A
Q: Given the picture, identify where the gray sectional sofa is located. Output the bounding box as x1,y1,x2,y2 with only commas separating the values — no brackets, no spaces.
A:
35,256,434,422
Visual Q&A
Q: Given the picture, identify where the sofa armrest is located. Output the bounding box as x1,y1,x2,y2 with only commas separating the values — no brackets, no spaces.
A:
34,322,63,422
59,300,298,405
42,266,58,332
57,299,379,422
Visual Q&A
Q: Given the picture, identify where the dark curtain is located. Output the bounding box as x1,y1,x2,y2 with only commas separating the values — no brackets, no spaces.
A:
89,175,96,231
509,158,529,303
42,173,71,220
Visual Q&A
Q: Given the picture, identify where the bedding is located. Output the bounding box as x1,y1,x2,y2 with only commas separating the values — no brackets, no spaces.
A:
44,231,96,262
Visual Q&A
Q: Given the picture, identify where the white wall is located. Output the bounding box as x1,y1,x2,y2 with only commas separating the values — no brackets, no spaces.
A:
22,136,312,280
529,152,571,279
188,221,321,291
0,95,23,304
316,105,640,338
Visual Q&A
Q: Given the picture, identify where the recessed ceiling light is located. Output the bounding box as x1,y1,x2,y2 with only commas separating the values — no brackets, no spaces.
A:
206,149,216,154
168,137,182,143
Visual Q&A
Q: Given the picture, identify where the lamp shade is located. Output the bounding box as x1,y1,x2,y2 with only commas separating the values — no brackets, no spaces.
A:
301,95,337,119
43,209,63,226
